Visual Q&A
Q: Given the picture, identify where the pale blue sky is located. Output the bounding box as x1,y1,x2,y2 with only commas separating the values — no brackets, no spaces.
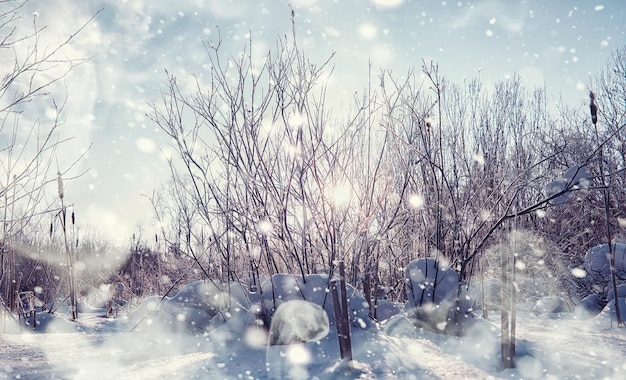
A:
9,0,625,244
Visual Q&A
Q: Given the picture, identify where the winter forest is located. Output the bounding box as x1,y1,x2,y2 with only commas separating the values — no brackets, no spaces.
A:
2,0,626,378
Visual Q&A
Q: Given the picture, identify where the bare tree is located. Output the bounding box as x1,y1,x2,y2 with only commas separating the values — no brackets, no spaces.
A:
0,1,98,315
149,10,626,343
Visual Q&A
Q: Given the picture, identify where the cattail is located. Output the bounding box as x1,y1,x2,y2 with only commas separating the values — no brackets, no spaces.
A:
590,91,598,125
49,222,53,239
71,211,75,225
425,117,432,134
57,171,64,200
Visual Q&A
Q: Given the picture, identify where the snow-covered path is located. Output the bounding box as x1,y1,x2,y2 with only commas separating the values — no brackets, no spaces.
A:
377,334,496,379
0,332,215,379
0,334,54,379
0,313,214,379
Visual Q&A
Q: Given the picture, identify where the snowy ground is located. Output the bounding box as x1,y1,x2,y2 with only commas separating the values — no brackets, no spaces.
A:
1,306,626,379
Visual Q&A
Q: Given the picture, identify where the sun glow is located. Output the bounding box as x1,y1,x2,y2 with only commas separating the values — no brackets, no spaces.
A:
326,182,352,207
258,219,273,235
408,194,424,209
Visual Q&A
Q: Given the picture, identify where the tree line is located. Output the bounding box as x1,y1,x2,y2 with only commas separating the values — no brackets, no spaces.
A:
2,4,625,315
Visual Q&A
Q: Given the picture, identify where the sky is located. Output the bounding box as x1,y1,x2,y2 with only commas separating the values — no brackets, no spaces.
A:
5,0,625,246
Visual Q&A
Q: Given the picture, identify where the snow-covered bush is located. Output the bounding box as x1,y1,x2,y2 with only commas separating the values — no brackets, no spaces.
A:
606,284,626,302
268,300,330,345
532,296,572,315
580,243,626,316
404,258,472,334
574,293,604,319
260,273,372,329
373,299,402,321
603,297,626,322
129,295,162,319
129,280,253,334
405,258,459,307
168,280,250,315
381,314,419,339
129,274,373,338
584,243,626,282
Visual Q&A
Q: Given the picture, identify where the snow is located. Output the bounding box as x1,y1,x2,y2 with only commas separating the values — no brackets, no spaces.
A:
268,300,330,345
405,258,474,334
532,296,571,314
3,270,626,379
3,309,626,379
584,242,626,279
545,164,590,205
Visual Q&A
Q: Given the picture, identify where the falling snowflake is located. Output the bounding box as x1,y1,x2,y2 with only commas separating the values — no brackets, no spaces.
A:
136,137,156,153
359,23,377,39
